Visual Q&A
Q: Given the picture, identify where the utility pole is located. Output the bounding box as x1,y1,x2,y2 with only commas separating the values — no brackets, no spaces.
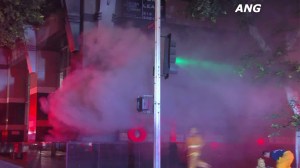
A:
154,0,161,168
285,87,300,168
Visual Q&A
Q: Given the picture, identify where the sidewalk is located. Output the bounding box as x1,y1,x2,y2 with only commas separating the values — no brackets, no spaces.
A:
0,151,65,168
0,160,22,168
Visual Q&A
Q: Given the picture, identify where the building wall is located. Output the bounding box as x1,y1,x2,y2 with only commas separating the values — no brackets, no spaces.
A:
0,69,9,99
36,51,61,88
0,59,27,142
0,4,67,142
9,61,28,99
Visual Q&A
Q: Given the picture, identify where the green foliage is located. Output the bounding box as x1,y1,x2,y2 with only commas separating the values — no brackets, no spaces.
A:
187,0,245,22
0,0,45,48
291,114,300,126
187,0,225,22
236,52,300,84
187,0,265,23
269,114,300,137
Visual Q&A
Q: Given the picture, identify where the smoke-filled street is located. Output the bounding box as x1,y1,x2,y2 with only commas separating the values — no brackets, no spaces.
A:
0,0,299,167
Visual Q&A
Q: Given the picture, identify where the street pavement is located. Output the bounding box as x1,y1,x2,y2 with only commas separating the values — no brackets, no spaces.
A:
0,150,65,168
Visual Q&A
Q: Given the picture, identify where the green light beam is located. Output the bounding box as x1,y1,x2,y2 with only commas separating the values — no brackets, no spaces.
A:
175,57,235,74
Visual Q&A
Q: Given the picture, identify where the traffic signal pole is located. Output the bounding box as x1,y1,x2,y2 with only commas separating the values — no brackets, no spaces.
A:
154,0,161,168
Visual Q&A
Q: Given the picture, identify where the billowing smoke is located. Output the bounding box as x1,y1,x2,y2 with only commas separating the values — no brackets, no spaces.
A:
42,1,299,147
160,27,291,144
37,1,300,167
43,25,154,141
42,22,292,144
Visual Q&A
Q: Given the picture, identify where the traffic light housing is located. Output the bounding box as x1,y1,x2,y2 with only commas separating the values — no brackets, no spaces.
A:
161,34,177,79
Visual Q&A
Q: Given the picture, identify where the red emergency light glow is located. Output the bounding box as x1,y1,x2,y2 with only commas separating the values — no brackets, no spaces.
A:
209,142,220,149
257,138,265,145
127,128,147,142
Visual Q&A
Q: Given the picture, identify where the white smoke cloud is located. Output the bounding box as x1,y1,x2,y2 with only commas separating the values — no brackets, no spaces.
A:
44,11,297,144
45,25,154,140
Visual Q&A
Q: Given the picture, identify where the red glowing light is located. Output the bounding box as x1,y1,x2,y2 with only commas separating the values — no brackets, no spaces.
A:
170,131,177,142
128,128,147,142
209,142,219,149
28,92,37,142
257,138,265,145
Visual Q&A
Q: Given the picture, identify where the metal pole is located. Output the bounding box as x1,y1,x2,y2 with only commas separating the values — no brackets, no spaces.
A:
5,66,10,141
154,0,161,168
285,87,300,168
296,131,300,168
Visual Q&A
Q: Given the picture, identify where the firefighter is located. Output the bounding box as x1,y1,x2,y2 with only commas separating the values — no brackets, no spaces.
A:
263,149,294,168
185,128,210,168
